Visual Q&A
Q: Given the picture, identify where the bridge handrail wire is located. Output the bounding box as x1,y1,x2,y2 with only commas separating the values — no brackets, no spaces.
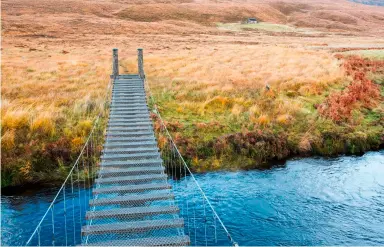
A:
145,78,238,247
25,78,113,246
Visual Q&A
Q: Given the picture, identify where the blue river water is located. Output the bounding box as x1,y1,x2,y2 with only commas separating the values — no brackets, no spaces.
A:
2,150,384,246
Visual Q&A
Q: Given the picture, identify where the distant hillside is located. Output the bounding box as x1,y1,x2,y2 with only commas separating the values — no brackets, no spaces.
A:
350,0,384,6
2,0,384,38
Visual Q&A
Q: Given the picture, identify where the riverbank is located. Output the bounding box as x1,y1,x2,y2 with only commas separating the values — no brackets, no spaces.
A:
149,54,384,172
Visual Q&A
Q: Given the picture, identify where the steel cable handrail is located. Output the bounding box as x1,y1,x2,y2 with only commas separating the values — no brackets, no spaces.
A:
25,78,113,246
145,78,238,247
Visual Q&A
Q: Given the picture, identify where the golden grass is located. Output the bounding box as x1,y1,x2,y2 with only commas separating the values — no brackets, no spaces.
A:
1,0,384,185
1,47,111,134
139,44,349,156
1,47,116,186
145,45,344,110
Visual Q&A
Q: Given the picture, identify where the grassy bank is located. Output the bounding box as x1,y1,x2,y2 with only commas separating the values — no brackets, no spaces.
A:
1,49,112,187
147,52,384,172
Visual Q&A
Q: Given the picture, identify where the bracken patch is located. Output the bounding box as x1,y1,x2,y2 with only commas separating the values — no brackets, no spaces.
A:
318,55,383,122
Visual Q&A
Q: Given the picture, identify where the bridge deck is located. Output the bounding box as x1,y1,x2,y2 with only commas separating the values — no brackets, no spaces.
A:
82,74,190,246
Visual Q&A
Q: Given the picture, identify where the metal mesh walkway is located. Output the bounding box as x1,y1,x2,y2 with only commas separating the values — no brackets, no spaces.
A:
82,74,190,246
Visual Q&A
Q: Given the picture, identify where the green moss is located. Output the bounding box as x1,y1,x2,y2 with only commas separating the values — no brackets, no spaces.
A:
342,50,384,60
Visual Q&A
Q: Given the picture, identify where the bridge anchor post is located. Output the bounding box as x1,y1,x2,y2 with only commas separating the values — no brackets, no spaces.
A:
112,48,119,79
138,48,145,79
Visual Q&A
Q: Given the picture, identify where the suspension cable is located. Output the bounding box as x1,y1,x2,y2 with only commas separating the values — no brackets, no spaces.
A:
25,117,100,246
25,78,112,246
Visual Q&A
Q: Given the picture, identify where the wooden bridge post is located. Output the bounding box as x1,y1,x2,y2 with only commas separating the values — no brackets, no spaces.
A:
138,48,145,79
112,48,119,79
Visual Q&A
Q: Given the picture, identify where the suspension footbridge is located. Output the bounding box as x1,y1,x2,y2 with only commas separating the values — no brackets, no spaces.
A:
25,49,238,246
